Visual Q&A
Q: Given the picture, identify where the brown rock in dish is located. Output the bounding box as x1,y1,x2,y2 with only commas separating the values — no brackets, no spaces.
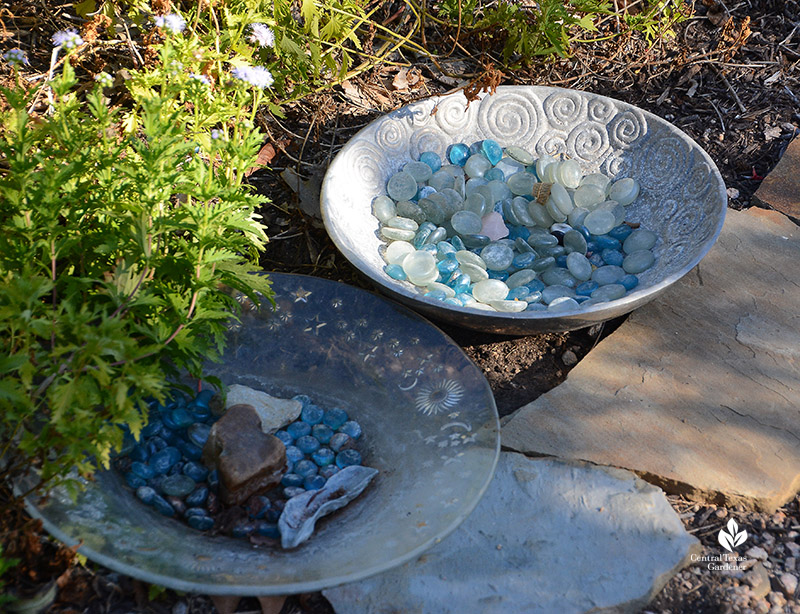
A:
202,403,287,506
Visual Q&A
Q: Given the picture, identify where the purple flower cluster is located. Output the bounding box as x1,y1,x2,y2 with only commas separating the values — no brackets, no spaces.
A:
94,72,114,88
154,13,187,35
248,23,275,48
52,29,84,50
190,73,211,86
3,48,28,66
231,65,274,89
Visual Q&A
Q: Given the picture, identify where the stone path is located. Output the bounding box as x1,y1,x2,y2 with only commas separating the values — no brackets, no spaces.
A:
503,207,800,512
324,452,700,614
753,136,800,220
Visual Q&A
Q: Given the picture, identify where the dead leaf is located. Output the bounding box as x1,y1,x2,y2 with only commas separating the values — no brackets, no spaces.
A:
281,167,323,218
764,126,782,141
392,67,410,91
244,142,277,177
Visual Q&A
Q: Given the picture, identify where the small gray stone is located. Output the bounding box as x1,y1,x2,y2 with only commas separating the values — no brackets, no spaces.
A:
561,350,578,366
324,452,699,614
747,546,769,561
778,573,798,597
746,563,771,599
786,542,800,557
225,385,302,433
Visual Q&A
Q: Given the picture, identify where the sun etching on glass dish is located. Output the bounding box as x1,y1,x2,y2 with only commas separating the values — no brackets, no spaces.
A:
414,379,465,416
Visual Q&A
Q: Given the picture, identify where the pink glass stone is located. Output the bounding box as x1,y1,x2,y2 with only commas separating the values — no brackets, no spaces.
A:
480,211,509,241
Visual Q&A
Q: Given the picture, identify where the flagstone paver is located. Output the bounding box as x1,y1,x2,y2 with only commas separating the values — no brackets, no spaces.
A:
502,207,800,512
324,452,699,614
753,136,800,219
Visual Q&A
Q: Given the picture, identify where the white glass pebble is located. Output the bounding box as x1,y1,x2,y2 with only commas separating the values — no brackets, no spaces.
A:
455,250,487,269
402,251,438,286
387,171,418,202
426,282,456,298
429,170,454,192
583,208,616,235
464,154,492,179
380,227,416,241
489,299,528,312
384,240,415,264
573,184,605,209
372,195,396,222
556,160,582,189
386,216,419,231
536,155,556,180
495,157,525,178
505,146,535,166
580,173,611,192
547,296,580,312
465,177,488,196
507,269,537,288
460,262,490,282
548,183,574,216
451,210,483,235
545,199,568,224
403,160,433,183
507,172,536,196
608,177,640,206
472,279,510,303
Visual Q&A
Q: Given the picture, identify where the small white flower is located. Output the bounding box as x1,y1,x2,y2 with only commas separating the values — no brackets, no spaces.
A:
248,23,275,48
231,65,274,89
189,73,211,86
211,129,223,140
52,29,83,50
4,48,28,66
154,13,187,35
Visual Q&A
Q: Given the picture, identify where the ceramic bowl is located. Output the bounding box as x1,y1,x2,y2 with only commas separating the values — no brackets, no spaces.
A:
21,273,500,595
321,86,727,334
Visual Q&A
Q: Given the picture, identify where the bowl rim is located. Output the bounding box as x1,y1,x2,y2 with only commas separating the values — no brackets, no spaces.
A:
321,85,727,332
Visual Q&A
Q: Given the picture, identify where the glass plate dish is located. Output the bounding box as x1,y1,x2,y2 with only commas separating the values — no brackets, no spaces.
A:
21,273,500,596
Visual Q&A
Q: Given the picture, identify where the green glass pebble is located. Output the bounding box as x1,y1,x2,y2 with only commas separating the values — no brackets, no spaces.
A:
573,184,605,209
547,296,580,312
536,155,556,180
591,265,625,285
527,201,556,228
541,268,577,287
530,256,556,273
404,160,433,183
549,183,574,216
511,198,536,226
384,240,415,264
429,170,455,192
372,195,396,222
396,200,427,224
507,269,537,288
455,250,487,269
380,226,416,241
581,173,611,192
507,172,536,196
464,193,488,216
426,227,447,245
568,207,590,228
461,234,491,249
608,177,640,206
623,228,658,253
487,179,512,203
622,249,655,274
489,299,527,312
583,208,616,235
505,146,535,165
563,230,588,255
542,285,576,304
386,216,418,231
460,262,490,282
451,210,483,235
502,200,523,226
427,282,456,298
417,197,447,226
545,199,568,223
591,283,627,301
464,154,492,178
161,474,196,498
387,171,418,202
566,252,592,281
480,243,515,271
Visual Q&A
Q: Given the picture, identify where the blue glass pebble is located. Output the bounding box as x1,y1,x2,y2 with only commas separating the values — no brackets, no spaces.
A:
448,143,470,166
231,522,255,538
462,234,491,249
150,446,181,476
555,254,568,268
312,447,335,466
287,421,311,440
513,252,536,268
577,225,592,241
284,486,306,499
420,151,442,173
304,475,327,491
142,419,163,439
588,252,605,267
274,430,294,446
207,469,219,490
487,270,509,281
592,235,622,250
323,408,348,430
525,302,547,311
285,445,304,463
183,461,209,483
620,274,639,290
295,435,321,455
576,280,599,296
425,289,448,301
506,286,531,300
609,224,634,241
281,473,304,487
256,522,281,539
118,433,136,457
601,249,624,267
129,444,149,463
336,449,362,468
329,432,353,452
311,424,334,445
320,465,340,479
484,168,504,182
194,389,215,408
266,508,281,523
450,235,466,251
384,263,407,281
444,297,462,306
136,486,157,504
301,404,324,425
130,461,154,480
174,438,203,461
437,259,459,275
184,507,207,519
187,423,211,448
185,486,209,507
187,515,214,531
151,494,175,517
189,403,211,421
168,408,195,429
167,461,184,476
293,394,313,407
294,459,318,478
247,495,271,519
526,279,546,293
481,139,503,165
339,421,362,440
161,474,196,497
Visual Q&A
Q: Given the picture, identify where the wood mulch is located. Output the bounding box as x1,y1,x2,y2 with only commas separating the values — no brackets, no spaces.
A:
2,0,799,611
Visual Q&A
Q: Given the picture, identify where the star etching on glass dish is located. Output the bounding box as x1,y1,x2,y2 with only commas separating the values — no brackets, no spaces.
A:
303,314,327,335
292,287,312,302
414,379,465,416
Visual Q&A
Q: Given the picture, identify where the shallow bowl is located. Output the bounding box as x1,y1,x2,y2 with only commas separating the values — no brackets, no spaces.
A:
22,273,500,595
321,86,727,334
